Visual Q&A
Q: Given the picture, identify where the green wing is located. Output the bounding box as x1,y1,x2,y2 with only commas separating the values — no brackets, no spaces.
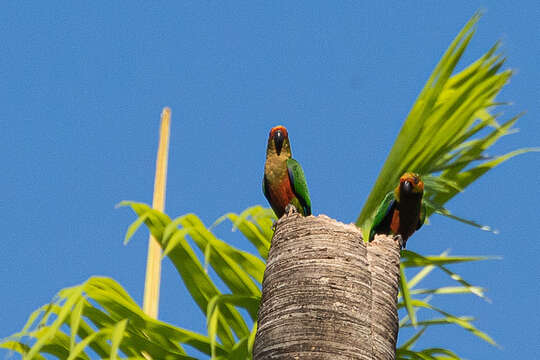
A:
286,158,312,215
369,191,396,241
417,201,427,230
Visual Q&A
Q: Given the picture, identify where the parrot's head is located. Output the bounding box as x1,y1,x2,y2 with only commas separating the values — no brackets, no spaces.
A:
396,172,424,199
267,125,292,157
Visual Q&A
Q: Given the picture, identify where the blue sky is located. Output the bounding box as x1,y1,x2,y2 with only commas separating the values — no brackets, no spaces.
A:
1,2,539,359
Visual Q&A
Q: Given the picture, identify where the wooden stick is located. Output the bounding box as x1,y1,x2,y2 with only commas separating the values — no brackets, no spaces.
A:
143,107,171,319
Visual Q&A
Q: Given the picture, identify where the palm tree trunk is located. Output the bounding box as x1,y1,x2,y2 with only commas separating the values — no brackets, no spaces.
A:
253,212,401,360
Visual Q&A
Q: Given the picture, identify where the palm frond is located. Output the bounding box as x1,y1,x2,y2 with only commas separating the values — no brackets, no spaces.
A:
0,277,212,359
2,204,275,360
356,13,538,238
396,249,497,357
2,204,496,359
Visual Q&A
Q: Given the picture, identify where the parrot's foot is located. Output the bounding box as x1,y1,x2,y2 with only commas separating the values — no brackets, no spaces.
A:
394,235,405,249
285,204,298,216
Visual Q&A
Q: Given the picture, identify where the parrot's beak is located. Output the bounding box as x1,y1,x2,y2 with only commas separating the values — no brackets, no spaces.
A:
402,180,413,193
273,130,284,156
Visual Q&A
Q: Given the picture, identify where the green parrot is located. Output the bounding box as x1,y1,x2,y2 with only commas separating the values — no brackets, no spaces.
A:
263,125,311,218
369,172,426,248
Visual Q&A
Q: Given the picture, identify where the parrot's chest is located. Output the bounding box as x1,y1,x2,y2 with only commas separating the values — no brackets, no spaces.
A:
390,202,420,239
267,173,295,205
265,163,295,214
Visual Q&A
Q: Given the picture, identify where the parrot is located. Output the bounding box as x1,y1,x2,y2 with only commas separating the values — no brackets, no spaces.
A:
369,172,426,248
263,125,311,218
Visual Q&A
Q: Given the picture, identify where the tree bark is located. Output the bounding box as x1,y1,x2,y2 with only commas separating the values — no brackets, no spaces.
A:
253,213,401,360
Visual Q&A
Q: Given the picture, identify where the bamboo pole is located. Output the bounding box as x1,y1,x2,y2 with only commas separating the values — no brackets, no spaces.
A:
143,107,171,319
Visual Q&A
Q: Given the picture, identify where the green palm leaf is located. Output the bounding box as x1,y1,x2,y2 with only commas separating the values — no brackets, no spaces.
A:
356,13,539,238
1,277,212,359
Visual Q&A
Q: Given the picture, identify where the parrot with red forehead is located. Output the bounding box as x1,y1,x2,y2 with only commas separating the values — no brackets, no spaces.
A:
369,172,426,248
263,125,311,218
